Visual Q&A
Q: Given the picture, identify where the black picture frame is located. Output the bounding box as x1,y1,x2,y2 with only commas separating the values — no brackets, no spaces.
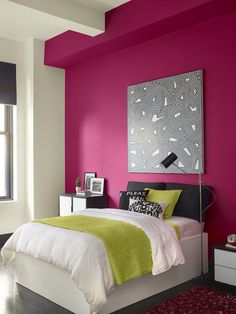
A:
84,172,96,191
90,178,104,195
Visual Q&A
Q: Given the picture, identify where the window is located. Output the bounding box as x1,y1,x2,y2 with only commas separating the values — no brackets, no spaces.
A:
0,104,13,200
0,61,16,200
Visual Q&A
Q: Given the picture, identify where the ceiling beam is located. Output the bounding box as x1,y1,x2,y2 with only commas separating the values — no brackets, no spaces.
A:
8,0,105,36
44,0,236,68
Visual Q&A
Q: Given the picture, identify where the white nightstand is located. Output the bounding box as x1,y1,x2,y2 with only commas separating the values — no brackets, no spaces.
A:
59,193,108,216
214,244,236,286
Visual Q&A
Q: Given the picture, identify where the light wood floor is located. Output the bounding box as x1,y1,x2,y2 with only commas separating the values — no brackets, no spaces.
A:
0,251,235,314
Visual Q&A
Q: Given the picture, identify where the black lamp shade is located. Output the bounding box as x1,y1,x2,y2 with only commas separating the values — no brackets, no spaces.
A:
0,61,17,105
160,152,177,169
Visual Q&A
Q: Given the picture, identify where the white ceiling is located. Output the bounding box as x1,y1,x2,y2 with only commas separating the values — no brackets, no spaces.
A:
72,0,129,12
0,0,129,42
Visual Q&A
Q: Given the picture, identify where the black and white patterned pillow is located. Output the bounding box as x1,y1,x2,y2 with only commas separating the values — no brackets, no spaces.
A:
119,190,149,210
128,200,166,219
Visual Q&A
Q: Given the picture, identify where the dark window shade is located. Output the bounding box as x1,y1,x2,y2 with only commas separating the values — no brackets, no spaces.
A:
0,62,16,105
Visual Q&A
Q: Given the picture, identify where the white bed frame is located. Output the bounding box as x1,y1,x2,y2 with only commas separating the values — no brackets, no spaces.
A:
14,232,208,314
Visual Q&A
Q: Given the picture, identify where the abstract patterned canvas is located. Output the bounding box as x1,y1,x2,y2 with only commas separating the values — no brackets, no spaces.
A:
128,70,204,173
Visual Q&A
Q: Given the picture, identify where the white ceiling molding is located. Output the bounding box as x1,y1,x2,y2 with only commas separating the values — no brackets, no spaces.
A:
8,0,104,37
0,0,129,41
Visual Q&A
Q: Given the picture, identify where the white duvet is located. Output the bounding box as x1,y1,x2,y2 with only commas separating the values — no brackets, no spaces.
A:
1,208,185,313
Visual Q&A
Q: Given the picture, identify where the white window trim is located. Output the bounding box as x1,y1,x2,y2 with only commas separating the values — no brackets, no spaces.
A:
0,104,14,200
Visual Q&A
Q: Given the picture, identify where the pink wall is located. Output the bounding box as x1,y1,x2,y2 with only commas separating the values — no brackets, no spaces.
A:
65,11,236,250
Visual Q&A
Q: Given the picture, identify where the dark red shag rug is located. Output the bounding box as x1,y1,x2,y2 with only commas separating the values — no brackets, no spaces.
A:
142,286,236,314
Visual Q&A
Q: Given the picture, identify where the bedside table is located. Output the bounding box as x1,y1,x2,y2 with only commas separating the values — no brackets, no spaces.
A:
214,244,236,286
59,193,109,216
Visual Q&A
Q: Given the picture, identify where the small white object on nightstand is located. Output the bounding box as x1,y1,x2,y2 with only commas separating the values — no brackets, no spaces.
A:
225,243,236,250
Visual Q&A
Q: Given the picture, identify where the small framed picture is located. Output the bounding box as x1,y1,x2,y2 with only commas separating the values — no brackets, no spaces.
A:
90,178,104,195
84,172,96,191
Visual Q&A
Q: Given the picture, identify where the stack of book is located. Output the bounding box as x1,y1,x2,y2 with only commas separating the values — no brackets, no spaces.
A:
76,190,92,197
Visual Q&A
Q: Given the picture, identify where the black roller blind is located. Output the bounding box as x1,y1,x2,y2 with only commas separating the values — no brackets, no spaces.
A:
0,61,16,105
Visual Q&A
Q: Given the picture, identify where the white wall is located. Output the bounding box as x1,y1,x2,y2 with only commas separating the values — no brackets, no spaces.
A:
33,39,65,219
0,37,65,234
24,38,34,222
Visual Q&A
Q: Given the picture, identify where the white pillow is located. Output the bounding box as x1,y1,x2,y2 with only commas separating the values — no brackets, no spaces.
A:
128,199,168,220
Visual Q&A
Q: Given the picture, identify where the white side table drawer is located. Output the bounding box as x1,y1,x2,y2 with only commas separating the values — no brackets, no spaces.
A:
215,249,236,269
73,198,86,211
214,245,236,286
59,196,72,216
215,265,236,286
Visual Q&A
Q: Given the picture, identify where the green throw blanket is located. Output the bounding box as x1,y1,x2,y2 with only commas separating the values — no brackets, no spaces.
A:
34,215,152,285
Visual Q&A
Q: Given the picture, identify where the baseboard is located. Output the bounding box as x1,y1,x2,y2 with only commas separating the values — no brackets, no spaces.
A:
0,233,13,247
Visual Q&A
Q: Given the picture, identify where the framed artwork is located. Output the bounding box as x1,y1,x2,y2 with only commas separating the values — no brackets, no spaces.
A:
90,178,104,195
128,70,204,174
84,172,96,191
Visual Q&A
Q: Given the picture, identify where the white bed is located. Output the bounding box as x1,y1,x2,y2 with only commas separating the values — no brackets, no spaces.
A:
2,208,208,314
14,232,208,314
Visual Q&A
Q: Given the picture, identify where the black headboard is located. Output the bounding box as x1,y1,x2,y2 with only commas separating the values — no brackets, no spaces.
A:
127,181,211,222
127,181,165,191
